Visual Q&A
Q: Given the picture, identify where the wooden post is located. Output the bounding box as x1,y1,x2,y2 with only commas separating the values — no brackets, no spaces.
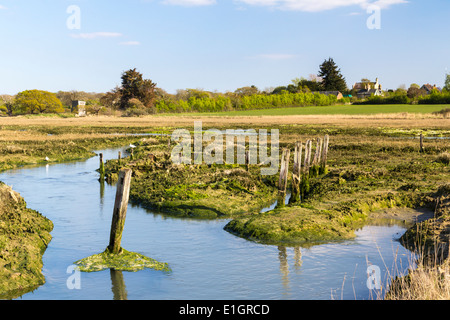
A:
107,168,132,254
312,138,322,166
99,153,105,176
311,138,322,177
118,151,122,165
420,134,424,153
278,148,290,193
293,141,302,177
317,138,323,165
291,141,302,203
304,140,312,173
320,134,329,174
245,150,250,171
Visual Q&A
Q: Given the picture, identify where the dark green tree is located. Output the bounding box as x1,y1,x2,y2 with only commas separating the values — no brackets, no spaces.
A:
119,68,157,109
317,58,347,92
444,73,450,92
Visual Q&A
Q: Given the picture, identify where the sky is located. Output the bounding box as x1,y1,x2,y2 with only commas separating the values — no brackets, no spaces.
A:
0,0,449,95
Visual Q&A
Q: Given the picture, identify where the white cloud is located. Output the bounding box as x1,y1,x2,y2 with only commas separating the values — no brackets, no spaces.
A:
119,41,141,46
0,5,7,10
162,0,216,6
70,32,123,39
361,0,408,9
236,0,407,12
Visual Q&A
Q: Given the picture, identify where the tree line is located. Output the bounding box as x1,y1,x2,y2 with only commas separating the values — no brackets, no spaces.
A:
1,59,449,116
0,59,346,116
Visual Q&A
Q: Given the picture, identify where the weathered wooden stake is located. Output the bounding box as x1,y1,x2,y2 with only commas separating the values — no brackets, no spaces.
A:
291,141,302,203
108,168,132,254
245,150,250,171
317,138,323,164
304,140,312,173
293,141,302,177
278,148,290,193
420,134,424,153
99,153,105,176
320,135,329,173
312,138,322,166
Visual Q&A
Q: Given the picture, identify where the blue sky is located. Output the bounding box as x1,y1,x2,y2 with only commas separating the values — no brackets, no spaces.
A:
0,0,449,95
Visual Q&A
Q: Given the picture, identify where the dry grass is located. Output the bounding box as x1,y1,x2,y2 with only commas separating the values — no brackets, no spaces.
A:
1,113,450,129
386,243,450,301
387,262,450,300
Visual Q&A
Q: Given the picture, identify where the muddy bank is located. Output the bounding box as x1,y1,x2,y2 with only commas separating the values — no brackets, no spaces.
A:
401,184,450,263
224,192,434,246
366,207,435,225
0,183,53,299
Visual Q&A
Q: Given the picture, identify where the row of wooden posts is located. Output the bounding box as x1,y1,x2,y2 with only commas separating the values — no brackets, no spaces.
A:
100,133,331,255
278,135,329,204
100,131,431,254
99,135,329,253
276,132,427,203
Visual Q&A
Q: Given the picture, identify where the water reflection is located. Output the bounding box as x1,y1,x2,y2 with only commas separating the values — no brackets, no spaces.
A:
100,178,105,202
278,246,289,292
277,246,303,295
294,247,302,269
110,270,128,300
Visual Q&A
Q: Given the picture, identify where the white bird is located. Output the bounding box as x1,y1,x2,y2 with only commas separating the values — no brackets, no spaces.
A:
129,144,136,148
45,156,50,161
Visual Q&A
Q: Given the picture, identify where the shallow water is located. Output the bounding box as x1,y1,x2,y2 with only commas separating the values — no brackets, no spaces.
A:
0,147,417,300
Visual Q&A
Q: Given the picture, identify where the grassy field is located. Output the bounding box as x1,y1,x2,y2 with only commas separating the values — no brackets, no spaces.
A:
156,104,450,117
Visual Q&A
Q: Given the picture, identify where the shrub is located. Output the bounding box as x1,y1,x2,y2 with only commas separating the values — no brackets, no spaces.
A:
419,92,450,104
432,108,450,119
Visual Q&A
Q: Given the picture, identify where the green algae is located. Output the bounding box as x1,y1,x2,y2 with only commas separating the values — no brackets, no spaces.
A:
74,248,171,273
0,183,53,299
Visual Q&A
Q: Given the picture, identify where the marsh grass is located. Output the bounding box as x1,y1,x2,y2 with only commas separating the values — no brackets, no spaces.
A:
386,226,450,300
332,225,450,300
0,125,146,172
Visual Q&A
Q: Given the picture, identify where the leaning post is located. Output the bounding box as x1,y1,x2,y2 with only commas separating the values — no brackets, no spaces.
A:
107,168,132,254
